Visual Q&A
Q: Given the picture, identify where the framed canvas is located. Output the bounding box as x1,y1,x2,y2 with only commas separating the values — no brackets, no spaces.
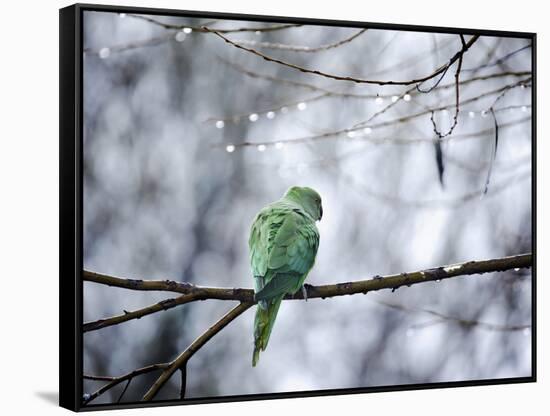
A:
59,3,536,411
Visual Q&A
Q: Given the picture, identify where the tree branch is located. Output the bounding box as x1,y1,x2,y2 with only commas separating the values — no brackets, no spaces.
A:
204,27,479,86
218,55,529,100
203,92,330,124
83,363,170,405
429,35,465,138
129,14,302,33
463,43,532,72
83,293,200,332
142,302,252,401
84,253,531,304
215,77,530,150
374,298,531,332
340,167,530,209
230,28,367,52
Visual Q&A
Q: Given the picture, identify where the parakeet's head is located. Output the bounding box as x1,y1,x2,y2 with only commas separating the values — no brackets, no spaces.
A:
283,186,323,221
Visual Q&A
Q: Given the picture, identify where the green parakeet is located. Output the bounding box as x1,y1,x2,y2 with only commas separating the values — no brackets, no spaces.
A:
249,186,322,366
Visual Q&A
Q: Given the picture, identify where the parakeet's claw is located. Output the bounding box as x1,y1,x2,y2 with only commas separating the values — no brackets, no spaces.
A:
301,284,308,301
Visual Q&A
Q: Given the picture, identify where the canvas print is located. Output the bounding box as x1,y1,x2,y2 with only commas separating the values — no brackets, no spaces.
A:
80,9,533,407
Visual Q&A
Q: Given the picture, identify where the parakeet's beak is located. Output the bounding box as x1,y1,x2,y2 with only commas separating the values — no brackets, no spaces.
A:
319,206,323,221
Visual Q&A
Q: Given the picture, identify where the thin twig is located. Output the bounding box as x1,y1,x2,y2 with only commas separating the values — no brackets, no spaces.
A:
366,36,456,77
129,14,302,33
230,28,367,52
445,153,530,174
482,79,531,193
179,366,187,399
83,374,116,381
218,78,530,150
463,44,532,72
219,56,529,99
83,26,363,57
429,35,465,138
375,299,531,332
117,379,132,403
251,134,530,174
203,93,330,124
83,363,170,405
207,63,529,125
205,27,480,86
483,107,499,194
341,167,530,209
417,64,451,93
83,32,174,56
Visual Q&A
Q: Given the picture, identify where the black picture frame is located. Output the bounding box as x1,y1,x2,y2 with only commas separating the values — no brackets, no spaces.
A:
60,3,537,411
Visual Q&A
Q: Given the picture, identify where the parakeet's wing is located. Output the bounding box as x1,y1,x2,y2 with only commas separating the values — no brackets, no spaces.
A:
251,207,319,301
249,207,282,282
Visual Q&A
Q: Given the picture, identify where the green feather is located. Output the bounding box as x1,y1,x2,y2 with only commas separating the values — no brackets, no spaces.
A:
252,294,283,367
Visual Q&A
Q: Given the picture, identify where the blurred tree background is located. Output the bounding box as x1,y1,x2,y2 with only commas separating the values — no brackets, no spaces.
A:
82,10,532,404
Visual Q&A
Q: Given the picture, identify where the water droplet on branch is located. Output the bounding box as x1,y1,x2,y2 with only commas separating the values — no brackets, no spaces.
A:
175,32,187,42
99,47,110,59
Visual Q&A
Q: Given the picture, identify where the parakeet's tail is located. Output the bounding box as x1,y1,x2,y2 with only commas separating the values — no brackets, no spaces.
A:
252,295,284,367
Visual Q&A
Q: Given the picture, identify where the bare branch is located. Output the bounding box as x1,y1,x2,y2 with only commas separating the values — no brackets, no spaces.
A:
375,299,531,332
129,14,302,33
84,253,531,304
84,270,251,298
142,302,252,401
445,153,530,174
203,93,329,124
366,36,456,77
83,32,173,56
219,78,530,150
83,293,199,332
230,28,367,52
250,132,530,174
429,35,465,138
219,55,529,99
205,26,480,86
83,374,116,381
83,363,170,405
117,379,132,403
206,62,529,127
179,366,187,400
463,43,532,72
483,79,532,193
341,168,530,209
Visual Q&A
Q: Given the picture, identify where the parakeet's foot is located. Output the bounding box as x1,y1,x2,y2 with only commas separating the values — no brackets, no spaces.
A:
302,283,313,301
